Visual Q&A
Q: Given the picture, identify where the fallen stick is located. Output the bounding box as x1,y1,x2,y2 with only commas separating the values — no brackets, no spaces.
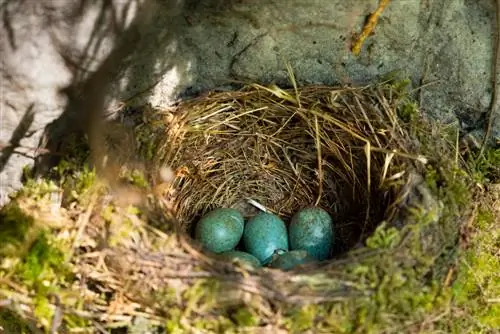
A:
351,0,392,56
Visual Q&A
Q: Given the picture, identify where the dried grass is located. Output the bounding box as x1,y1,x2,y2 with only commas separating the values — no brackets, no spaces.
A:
155,83,424,252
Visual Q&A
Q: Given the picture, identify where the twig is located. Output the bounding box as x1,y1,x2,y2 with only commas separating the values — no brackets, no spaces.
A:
351,0,392,56
478,0,500,158
247,198,269,213
49,294,63,334
92,321,111,334
0,142,61,156
443,267,454,287
314,115,323,206
66,193,97,263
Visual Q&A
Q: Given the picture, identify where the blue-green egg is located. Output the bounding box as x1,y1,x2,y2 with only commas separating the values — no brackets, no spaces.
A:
268,250,316,271
195,208,244,253
289,207,333,261
219,251,261,268
243,212,288,264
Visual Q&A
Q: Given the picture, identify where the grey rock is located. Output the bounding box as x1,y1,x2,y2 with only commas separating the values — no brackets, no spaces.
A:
1,0,498,205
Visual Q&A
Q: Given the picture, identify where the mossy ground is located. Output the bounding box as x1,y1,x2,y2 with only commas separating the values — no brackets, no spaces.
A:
0,84,499,333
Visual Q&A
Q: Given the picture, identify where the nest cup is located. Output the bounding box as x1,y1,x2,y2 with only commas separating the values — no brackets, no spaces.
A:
157,83,421,257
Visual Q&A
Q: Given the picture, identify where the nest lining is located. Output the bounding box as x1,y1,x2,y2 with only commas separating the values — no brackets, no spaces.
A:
156,84,420,255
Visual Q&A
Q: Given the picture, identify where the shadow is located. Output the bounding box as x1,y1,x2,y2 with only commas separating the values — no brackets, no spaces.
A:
0,104,34,172
28,0,192,178
0,0,25,50
26,0,275,184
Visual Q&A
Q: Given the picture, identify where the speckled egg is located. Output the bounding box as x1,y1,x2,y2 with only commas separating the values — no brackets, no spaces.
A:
219,251,261,268
195,208,244,253
268,250,316,271
289,207,333,261
243,213,289,265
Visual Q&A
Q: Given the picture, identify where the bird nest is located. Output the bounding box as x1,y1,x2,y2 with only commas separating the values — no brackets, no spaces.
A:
155,83,427,255
3,82,467,332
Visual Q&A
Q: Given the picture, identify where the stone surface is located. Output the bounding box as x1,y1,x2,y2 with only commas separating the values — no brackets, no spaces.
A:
1,0,499,205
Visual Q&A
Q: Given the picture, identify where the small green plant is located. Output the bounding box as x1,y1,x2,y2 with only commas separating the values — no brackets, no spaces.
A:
18,233,67,288
472,147,500,183
397,100,419,123
19,234,69,328
451,207,500,330
366,222,401,249
123,168,149,189
0,203,36,257
66,165,98,202
15,178,60,202
231,307,260,327
0,309,32,334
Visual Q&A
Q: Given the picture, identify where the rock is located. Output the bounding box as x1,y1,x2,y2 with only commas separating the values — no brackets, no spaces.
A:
1,0,498,205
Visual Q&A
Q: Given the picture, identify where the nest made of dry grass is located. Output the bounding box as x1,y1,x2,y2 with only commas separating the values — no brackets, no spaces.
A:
155,83,426,253
1,83,440,332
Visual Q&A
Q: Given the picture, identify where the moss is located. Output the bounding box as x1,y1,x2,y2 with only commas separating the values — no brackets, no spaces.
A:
382,75,419,123
14,233,70,328
451,206,500,330
134,108,164,162
15,178,60,202
284,305,317,332
18,233,67,288
164,308,183,333
123,168,149,189
0,309,32,334
471,147,500,183
230,307,260,327
397,100,419,123
447,146,500,331
336,252,451,333
64,313,91,331
0,203,36,257
365,222,401,249
63,165,98,204
1,216,72,331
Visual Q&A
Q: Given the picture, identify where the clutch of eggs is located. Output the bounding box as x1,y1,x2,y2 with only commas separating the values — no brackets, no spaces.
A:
195,206,334,270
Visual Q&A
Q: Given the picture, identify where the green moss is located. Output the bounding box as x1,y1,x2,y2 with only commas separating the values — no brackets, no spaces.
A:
365,222,401,249
381,71,411,95
4,231,71,331
192,316,233,332
65,165,98,203
64,313,91,330
18,233,67,288
0,203,36,257
33,295,53,329
124,168,149,189
451,206,500,330
397,100,419,123
284,305,317,332
0,309,32,334
230,307,259,327
337,251,451,333
472,147,500,183
164,308,183,333
15,178,60,202
382,75,419,123
135,112,163,162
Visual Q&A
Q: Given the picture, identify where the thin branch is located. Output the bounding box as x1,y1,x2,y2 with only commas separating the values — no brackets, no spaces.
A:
478,0,500,158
